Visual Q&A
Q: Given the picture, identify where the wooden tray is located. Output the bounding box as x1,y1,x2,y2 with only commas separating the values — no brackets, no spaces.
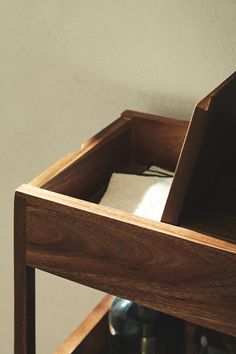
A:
14,76,236,354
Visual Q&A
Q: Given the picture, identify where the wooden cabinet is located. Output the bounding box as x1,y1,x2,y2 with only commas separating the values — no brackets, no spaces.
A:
14,73,236,354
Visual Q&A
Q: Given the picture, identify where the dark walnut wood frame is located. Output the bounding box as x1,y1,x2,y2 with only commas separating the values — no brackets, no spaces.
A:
14,74,236,354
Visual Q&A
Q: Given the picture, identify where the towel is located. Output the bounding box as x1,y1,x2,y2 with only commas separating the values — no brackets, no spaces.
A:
99,166,173,222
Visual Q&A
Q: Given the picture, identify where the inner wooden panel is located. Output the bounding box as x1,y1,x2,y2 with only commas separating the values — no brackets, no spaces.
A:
42,120,133,201
41,112,188,204
82,114,187,202
130,113,187,172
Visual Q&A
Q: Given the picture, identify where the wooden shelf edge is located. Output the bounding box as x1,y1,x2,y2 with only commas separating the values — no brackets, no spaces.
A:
14,184,236,336
15,184,236,254
121,109,188,127
54,294,113,354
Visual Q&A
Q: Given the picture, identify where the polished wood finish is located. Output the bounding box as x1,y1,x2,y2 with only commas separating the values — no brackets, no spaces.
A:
30,112,188,201
30,118,132,199
122,110,187,171
162,72,236,243
16,184,236,336
54,294,113,354
14,195,35,354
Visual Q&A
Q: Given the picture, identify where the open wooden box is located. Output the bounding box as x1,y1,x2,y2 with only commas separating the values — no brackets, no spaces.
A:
14,74,236,354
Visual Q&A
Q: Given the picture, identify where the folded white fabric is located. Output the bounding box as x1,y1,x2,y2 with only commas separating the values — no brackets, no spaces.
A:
99,166,173,222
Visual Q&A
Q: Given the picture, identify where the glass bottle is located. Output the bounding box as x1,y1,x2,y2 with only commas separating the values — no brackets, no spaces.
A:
192,326,236,354
108,297,166,354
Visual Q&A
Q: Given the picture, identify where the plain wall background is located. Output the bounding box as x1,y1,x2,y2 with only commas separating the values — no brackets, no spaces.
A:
1,1,235,353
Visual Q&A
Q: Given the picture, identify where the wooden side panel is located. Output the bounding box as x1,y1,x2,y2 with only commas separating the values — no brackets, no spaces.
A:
54,295,113,354
30,117,132,200
30,152,82,189
17,185,236,337
14,195,35,354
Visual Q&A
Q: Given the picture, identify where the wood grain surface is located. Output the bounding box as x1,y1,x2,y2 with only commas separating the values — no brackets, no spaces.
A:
30,112,188,202
15,111,189,353
122,110,187,171
162,72,236,244
15,105,236,353
30,117,132,199
14,195,35,354
16,184,236,337
54,294,113,354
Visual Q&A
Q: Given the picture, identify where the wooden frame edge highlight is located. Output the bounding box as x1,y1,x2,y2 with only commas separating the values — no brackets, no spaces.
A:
15,184,236,253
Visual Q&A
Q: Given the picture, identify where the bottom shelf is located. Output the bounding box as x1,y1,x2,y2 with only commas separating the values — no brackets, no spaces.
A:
54,295,113,354
54,295,235,354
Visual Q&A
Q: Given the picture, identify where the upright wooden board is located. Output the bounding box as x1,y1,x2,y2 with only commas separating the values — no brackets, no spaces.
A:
162,72,236,243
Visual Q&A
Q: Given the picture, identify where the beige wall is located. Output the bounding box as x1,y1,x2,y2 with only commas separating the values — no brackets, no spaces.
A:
1,1,235,353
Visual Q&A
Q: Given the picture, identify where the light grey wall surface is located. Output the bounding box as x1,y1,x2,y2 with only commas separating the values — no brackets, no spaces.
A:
1,1,235,353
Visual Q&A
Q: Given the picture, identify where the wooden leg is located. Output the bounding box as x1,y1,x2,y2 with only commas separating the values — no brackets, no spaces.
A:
14,195,35,354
